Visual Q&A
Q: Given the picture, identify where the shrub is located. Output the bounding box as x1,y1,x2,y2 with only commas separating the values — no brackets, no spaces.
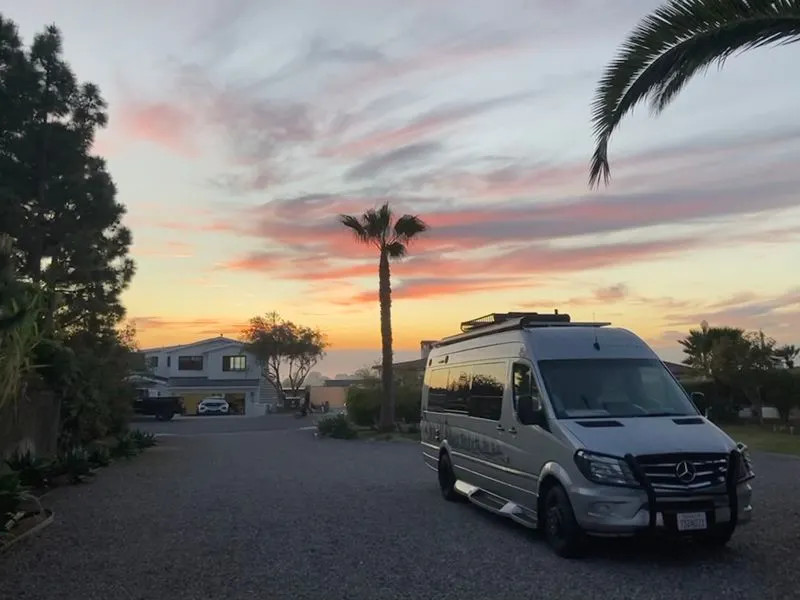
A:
761,370,800,423
0,472,25,532
345,384,381,427
110,433,140,459
87,443,111,468
52,447,92,484
129,429,157,449
317,413,357,439
396,384,421,424
681,378,743,423
5,450,52,489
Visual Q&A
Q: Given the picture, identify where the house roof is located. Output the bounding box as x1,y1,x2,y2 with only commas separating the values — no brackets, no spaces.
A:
663,361,695,376
323,379,369,387
126,374,168,385
168,377,260,388
142,336,241,354
373,358,426,372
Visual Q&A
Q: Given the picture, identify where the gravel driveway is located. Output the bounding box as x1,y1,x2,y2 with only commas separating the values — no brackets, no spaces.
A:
1,415,798,600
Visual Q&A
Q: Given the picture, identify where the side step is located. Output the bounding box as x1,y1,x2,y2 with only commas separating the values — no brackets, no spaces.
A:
455,480,538,529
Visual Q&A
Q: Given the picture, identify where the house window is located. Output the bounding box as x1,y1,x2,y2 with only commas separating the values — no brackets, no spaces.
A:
222,355,247,372
178,355,203,371
167,356,171,367
147,356,158,369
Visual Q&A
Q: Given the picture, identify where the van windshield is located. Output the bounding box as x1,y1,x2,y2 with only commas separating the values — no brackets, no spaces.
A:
537,358,699,419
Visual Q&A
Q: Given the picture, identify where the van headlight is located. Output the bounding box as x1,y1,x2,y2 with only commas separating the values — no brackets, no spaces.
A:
574,450,640,488
736,443,755,481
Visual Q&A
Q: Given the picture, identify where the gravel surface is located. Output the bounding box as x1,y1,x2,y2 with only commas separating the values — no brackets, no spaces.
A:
2,415,798,600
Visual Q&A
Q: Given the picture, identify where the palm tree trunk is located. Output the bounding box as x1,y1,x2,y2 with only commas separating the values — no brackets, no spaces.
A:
378,249,394,431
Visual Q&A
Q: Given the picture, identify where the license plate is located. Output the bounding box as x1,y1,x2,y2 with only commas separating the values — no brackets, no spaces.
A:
676,512,707,531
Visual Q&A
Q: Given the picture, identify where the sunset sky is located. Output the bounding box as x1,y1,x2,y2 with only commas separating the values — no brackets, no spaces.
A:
10,0,800,376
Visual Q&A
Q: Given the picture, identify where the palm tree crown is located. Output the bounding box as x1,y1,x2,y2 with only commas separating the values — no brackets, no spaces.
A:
339,203,428,256
590,0,800,187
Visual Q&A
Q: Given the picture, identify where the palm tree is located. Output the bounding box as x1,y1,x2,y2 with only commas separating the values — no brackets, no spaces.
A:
589,0,800,187
775,344,799,368
339,203,428,430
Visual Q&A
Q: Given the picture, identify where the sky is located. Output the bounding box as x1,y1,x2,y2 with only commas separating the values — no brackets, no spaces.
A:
8,0,800,376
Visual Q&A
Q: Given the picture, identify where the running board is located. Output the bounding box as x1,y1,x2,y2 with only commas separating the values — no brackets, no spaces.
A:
455,480,538,529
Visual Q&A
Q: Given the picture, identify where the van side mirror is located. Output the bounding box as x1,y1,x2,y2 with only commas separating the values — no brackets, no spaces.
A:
517,395,546,427
690,391,705,406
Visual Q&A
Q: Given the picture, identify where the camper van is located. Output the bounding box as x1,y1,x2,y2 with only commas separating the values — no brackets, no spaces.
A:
420,312,754,557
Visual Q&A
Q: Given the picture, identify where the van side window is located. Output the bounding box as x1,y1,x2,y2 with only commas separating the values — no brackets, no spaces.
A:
469,362,505,421
513,363,540,413
445,368,471,413
427,369,449,411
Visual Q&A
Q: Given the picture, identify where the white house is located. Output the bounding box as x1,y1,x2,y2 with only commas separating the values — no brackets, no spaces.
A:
139,335,278,415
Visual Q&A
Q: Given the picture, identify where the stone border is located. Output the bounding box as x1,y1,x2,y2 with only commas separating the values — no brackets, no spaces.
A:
0,508,54,553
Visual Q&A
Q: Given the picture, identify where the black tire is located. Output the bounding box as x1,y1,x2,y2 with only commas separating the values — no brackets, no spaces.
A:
542,484,587,558
698,524,734,547
437,453,463,502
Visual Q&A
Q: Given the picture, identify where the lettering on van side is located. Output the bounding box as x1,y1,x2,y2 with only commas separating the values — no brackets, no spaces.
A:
448,427,509,465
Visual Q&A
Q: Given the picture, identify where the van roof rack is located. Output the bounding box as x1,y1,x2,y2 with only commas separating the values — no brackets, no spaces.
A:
437,310,611,347
460,311,570,333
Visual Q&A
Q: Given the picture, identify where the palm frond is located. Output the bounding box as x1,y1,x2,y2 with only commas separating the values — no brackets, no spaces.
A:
393,214,429,241
590,0,800,188
362,206,391,241
385,241,407,259
338,214,370,244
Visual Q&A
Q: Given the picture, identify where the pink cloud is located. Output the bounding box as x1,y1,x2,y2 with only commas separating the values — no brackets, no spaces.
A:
117,101,198,156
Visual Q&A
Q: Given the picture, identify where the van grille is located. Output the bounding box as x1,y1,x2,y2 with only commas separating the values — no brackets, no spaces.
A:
635,453,728,493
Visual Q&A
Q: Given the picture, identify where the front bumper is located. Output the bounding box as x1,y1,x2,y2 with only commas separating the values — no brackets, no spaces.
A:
570,481,752,535
569,448,753,536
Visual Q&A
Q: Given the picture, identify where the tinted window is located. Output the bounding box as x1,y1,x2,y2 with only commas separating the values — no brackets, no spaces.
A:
427,369,449,411
537,358,699,419
178,355,203,371
445,367,471,413
469,362,506,420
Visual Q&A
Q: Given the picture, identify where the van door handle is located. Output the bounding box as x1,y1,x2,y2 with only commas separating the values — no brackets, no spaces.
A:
507,427,517,435
496,424,505,431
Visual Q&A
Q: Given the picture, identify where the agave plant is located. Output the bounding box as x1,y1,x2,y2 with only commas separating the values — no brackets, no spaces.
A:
5,449,53,489
128,429,157,449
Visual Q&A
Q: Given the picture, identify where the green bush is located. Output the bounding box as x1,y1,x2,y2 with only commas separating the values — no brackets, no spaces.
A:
396,384,422,424
87,443,111,468
5,450,52,489
317,413,358,439
761,370,800,423
345,384,381,427
0,472,25,532
110,433,140,459
681,378,743,423
52,447,92,484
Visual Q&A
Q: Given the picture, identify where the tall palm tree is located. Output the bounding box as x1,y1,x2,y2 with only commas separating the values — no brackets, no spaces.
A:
339,203,428,430
589,0,800,187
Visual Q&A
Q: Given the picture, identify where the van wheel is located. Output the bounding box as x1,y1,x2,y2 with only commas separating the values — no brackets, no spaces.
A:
438,453,462,502
542,484,587,558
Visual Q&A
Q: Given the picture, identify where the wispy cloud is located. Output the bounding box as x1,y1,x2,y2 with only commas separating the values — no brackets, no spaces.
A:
344,142,442,181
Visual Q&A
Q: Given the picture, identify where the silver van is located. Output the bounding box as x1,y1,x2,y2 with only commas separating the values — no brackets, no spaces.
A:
420,312,754,557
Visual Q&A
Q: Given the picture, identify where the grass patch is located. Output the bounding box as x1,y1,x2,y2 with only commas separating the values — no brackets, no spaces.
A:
723,424,800,457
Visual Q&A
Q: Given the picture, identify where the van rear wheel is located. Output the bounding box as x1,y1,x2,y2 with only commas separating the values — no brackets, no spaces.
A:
542,484,587,558
438,453,463,502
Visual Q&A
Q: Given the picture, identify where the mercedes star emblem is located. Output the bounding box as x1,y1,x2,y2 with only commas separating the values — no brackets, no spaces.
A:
675,460,697,483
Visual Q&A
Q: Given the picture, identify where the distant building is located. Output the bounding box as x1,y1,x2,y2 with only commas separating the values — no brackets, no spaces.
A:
136,336,278,415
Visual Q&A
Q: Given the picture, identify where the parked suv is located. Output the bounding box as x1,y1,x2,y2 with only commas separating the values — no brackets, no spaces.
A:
197,396,230,416
420,312,754,557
